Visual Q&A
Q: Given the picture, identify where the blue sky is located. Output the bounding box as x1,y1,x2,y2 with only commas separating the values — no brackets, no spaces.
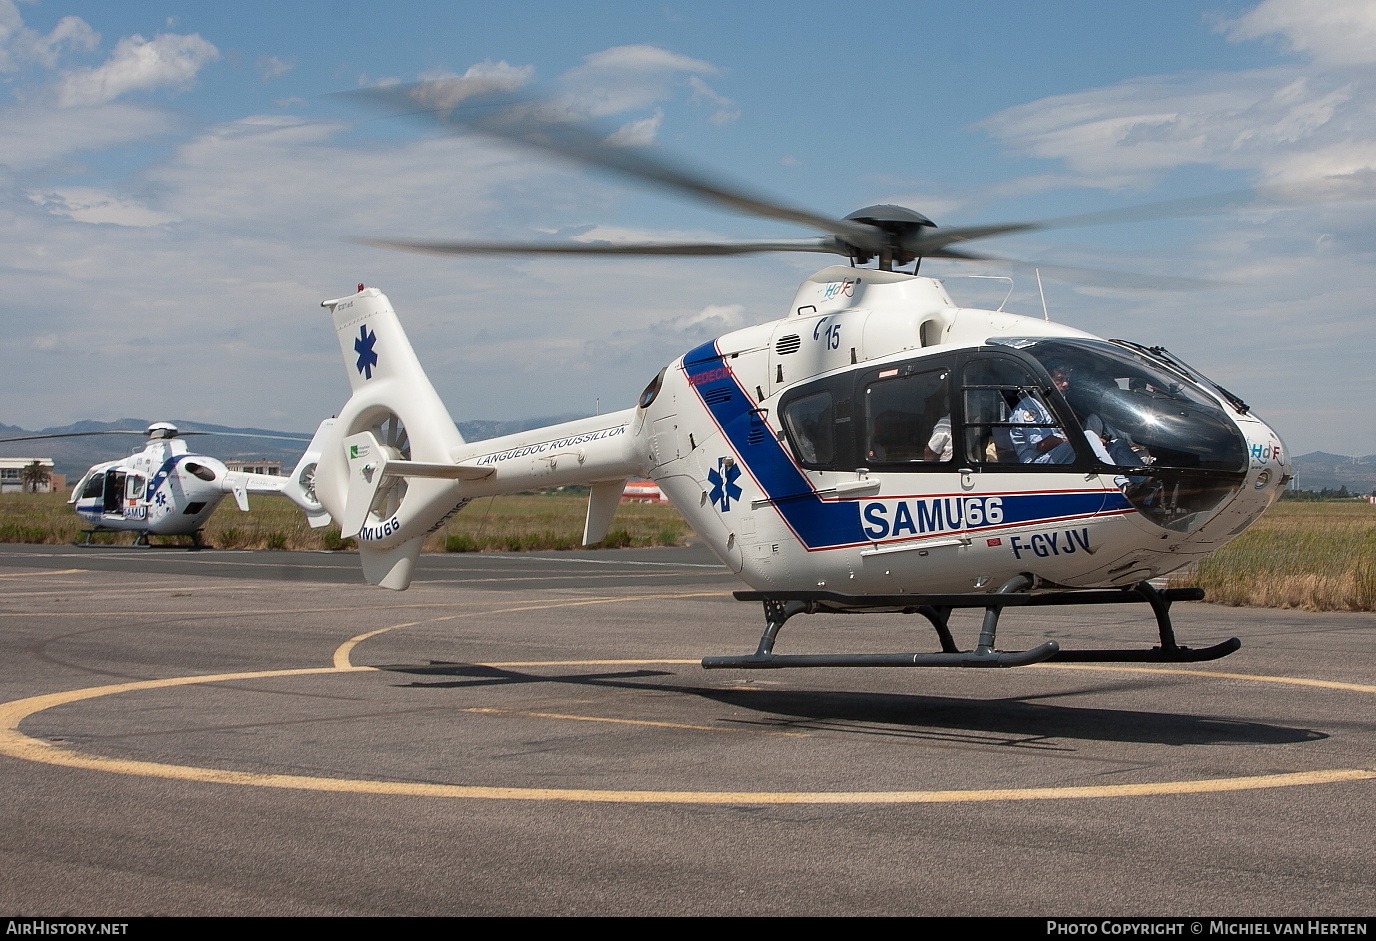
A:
2,0,1373,456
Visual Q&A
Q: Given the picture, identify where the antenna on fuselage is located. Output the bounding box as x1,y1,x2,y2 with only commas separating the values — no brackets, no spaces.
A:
1036,269,1050,321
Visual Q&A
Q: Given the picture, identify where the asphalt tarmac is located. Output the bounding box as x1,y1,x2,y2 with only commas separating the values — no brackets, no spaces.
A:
0,543,1372,916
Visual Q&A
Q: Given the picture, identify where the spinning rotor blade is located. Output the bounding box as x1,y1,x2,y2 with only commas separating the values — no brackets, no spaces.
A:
0,429,146,444
344,82,882,251
904,173,1376,256
357,236,847,258
0,429,313,445
346,81,1376,276
180,430,314,442
934,247,1230,291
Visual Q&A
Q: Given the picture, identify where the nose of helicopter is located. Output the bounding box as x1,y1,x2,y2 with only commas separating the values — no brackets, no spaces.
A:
1241,416,1290,497
1195,415,1290,541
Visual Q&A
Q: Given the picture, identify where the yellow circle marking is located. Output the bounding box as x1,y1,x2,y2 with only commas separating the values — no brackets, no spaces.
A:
0,568,85,578
2,589,1372,803
1033,663,1376,695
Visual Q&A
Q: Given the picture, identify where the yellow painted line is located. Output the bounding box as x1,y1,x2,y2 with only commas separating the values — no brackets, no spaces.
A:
4,588,1372,805
333,627,402,669
0,569,85,578
1035,663,1376,695
0,658,1370,804
463,706,808,737
330,590,729,669
0,601,552,619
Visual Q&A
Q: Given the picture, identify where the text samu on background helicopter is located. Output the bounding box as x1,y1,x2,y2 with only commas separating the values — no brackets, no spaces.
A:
306,82,1297,670
0,422,328,547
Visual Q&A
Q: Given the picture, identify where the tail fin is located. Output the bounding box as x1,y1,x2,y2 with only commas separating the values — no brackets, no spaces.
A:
310,286,469,590
280,418,335,528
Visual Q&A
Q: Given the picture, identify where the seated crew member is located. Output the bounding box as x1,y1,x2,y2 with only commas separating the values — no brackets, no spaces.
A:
924,414,953,462
1009,362,1116,465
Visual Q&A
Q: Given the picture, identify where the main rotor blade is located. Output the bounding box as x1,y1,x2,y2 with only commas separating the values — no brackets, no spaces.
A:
180,430,314,442
356,236,848,258
344,83,883,251
933,247,1231,291
0,429,147,444
905,173,1376,254
0,429,313,445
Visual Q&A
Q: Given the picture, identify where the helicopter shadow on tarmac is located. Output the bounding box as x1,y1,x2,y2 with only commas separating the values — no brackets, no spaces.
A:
378,662,1325,749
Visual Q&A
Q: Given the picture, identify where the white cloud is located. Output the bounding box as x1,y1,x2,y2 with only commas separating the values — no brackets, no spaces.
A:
1222,0,1376,68
0,102,172,171
255,54,291,82
0,2,98,72
558,44,721,118
980,68,1376,189
28,187,179,226
687,75,740,125
402,59,534,109
55,32,219,107
578,45,716,76
605,108,662,147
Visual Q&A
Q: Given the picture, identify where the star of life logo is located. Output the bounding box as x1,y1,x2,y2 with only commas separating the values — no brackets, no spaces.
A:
354,325,378,379
706,457,742,512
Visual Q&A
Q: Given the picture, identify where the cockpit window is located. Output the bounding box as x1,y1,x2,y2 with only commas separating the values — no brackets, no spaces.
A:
781,390,835,465
80,474,104,499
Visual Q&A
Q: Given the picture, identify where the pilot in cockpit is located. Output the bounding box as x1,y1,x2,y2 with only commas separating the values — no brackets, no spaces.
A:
1010,361,1120,465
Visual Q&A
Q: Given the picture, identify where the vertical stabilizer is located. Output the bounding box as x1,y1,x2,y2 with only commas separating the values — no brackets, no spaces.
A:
312,286,469,590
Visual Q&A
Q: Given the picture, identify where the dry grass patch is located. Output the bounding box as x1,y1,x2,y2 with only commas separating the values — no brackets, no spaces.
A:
1170,501,1376,611
0,491,688,553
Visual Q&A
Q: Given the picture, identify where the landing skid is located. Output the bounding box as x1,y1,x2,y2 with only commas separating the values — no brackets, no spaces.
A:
701,577,1239,670
76,528,205,550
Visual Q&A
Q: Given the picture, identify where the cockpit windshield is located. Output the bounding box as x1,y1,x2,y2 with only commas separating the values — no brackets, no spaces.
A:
991,337,1249,532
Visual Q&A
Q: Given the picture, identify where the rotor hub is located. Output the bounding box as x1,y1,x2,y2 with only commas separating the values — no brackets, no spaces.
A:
843,205,937,269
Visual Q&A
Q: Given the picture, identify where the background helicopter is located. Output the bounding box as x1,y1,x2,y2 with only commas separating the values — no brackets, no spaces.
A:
0,422,330,547
303,82,1295,670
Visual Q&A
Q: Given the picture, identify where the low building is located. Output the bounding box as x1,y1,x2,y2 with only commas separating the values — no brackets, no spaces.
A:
622,479,666,503
224,459,282,476
0,458,57,494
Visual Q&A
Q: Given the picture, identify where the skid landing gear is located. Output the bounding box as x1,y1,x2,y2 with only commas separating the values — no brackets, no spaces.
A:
75,528,205,549
701,578,1239,670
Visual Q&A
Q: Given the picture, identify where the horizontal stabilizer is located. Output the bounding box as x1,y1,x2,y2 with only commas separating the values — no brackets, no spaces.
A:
384,459,493,481
584,479,627,545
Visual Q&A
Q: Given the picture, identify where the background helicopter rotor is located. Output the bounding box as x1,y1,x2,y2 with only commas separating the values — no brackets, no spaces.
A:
0,426,313,446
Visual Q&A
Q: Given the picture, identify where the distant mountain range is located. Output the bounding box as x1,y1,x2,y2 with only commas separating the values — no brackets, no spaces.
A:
0,415,591,479
1289,451,1376,494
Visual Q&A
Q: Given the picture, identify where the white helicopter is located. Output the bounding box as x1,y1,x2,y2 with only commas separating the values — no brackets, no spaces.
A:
301,82,1295,670
0,422,328,547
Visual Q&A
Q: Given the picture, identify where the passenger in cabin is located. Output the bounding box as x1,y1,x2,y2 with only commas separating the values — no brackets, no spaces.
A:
924,415,953,463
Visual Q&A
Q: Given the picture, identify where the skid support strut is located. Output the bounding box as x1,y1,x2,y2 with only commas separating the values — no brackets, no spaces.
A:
701,580,1239,670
